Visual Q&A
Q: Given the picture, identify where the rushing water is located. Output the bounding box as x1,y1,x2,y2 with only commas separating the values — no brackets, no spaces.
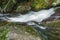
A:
7,8,55,22
0,8,55,29
0,7,57,40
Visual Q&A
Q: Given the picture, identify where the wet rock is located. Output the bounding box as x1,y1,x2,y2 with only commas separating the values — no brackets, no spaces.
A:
52,7,60,16
41,7,60,23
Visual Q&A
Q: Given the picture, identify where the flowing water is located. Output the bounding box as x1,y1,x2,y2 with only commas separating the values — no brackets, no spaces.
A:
0,7,59,40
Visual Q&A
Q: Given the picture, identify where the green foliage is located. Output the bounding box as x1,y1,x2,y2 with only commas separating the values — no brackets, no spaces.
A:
52,0,60,6
32,0,56,11
0,28,9,40
32,0,49,11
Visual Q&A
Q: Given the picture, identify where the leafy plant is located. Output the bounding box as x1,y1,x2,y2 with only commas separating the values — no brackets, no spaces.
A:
0,27,9,40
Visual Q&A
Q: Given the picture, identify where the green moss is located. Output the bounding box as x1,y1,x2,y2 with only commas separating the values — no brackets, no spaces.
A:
32,0,55,11
0,27,9,40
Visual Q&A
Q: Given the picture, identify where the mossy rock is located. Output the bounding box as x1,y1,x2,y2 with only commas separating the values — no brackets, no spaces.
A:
32,0,55,11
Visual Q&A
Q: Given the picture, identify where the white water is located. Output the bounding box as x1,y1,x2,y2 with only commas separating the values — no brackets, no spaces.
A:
7,8,55,23
0,7,59,40
0,8,55,30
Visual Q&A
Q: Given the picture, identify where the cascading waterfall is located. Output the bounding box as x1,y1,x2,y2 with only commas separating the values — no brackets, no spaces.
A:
6,8,55,22
0,7,58,40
